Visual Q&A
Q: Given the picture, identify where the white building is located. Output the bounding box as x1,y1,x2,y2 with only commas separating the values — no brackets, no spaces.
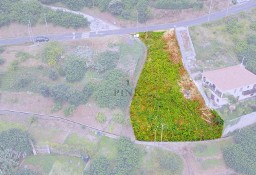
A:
202,65,256,106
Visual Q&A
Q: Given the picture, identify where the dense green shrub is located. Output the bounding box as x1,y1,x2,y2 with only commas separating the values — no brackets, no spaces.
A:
68,90,85,106
14,78,32,90
112,137,142,174
95,0,112,11
137,0,151,23
85,156,112,175
108,0,124,15
211,110,224,125
94,69,132,109
0,0,89,28
39,84,51,97
223,127,256,175
0,129,33,156
83,84,94,102
0,129,35,175
46,10,90,28
50,84,71,102
42,42,64,66
226,17,243,35
48,68,59,81
39,0,60,4
64,56,87,82
62,0,86,11
86,137,142,175
247,34,256,45
153,0,203,10
94,51,119,73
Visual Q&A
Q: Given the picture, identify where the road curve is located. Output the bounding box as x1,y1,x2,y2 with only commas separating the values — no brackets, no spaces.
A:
0,0,256,46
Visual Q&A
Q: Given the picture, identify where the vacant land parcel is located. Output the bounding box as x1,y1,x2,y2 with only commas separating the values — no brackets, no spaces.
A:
130,31,223,142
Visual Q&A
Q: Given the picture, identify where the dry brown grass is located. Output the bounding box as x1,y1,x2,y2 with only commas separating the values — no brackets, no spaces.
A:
163,30,216,124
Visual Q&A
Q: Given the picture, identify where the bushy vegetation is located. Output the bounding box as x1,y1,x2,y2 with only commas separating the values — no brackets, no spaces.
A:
46,10,90,28
64,56,87,82
94,69,132,110
40,83,94,106
0,129,35,175
190,10,256,74
130,32,223,141
94,51,119,73
40,0,151,23
153,0,203,10
42,42,64,66
223,126,256,175
86,137,142,175
0,0,89,28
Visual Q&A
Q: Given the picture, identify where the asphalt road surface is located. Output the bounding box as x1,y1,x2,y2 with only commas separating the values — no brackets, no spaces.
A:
0,0,256,46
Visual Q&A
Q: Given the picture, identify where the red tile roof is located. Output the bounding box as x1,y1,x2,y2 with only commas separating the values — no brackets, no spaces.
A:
202,65,256,92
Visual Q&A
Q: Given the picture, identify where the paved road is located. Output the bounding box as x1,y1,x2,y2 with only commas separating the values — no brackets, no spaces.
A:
0,1,256,46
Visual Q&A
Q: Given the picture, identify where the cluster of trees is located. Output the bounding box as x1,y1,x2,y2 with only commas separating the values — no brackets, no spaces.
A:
0,0,89,28
225,17,256,74
153,0,203,10
40,83,94,106
40,42,132,111
0,129,39,175
223,126,256,175
86,137,142,175
40,0,151,23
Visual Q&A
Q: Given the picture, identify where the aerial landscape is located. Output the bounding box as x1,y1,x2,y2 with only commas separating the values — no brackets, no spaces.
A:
0,0,256,175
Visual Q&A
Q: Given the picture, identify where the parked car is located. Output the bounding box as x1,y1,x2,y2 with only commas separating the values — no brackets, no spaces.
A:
35,36,49,42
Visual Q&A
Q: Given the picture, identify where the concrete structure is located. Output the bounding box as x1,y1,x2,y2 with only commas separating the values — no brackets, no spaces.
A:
202,65,256,106
175,27,196,60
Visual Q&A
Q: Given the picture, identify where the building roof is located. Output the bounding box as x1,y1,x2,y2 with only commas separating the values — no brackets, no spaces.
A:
202,65,256,92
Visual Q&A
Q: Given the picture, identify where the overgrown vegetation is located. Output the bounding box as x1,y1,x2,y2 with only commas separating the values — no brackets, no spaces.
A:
93,69,132,109
190,9,256,74
130,32,223,141
39,0,205,23
152,0,203,10
0,129,37,175
0,0,89,28
85,137,143,175
223,126,256,175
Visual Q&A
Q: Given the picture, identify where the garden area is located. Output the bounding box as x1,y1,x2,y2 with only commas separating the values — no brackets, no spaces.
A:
0,35,145,137
130,31,223,142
